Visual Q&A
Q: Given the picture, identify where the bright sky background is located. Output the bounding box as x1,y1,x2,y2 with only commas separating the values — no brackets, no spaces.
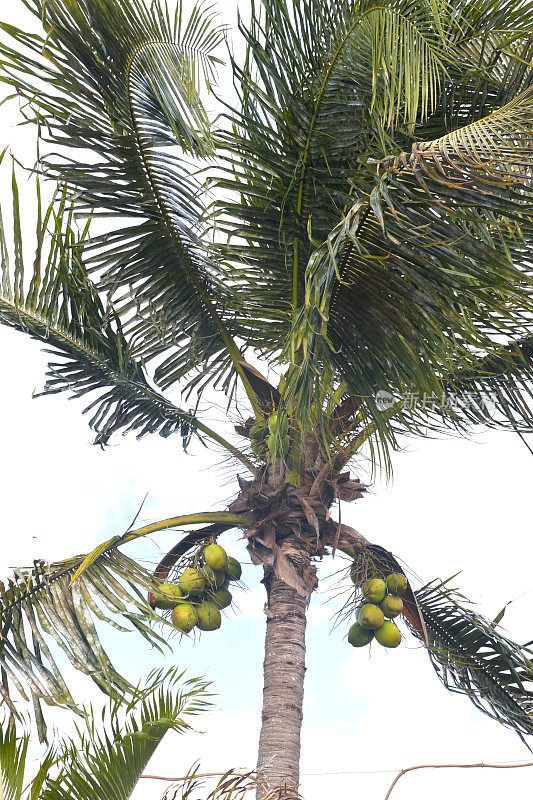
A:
1,3,533,799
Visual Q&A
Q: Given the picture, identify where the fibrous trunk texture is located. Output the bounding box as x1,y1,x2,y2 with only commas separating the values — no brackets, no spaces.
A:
255,575,307,799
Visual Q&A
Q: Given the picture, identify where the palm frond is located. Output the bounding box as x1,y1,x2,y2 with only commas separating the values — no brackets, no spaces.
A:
439,0,533,128
42,668,210,800
284,85,533,451
0,503,246,743
0,0,245,397
439,334,533,430
215,0,447,351
0,670,209,800
0,725,56,800
413,579,533,742
0,546,168,742
0,166,200,446
0,725,30,800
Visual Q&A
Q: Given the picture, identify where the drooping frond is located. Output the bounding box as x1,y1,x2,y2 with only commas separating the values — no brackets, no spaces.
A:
414,579,533,742
441,334,533,429
0,547,168,742
0,166,199,446
42,669,210,800
0,505,246,742
0,0,246,397
410,85,533,189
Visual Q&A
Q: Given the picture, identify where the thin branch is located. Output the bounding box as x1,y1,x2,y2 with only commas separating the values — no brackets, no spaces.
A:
384,760,533,800
140,771,248,780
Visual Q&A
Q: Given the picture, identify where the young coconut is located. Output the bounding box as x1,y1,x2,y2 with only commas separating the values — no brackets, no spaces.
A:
348,623,374,647
178,567,205,596
357,603,385,630
152,583,184,610
386,573,407,596
202,565,226,588
381,595,403,618
267,411,279,434
225,556,242,582
250,421,267,440
171,603,197,634
362,578,386,603
375,620,402,648
203,543,228,571
210,587,232,609
196,601,222,631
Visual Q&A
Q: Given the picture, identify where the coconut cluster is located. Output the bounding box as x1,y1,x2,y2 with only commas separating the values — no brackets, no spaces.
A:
250,410,290,460
348,573,407,649
152,543,242,634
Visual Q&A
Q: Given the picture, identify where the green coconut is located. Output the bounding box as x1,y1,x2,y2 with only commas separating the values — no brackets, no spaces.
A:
178,567,205,596
347,623,374,648
385,573,408,596
203,543,228,571
267,412,279,434
357,603,385,630
267,433,277,454
362,578,386,604
250,421,267,440
210,587,232,609
251,439,265,456
196,601,222,631
152,583,184,610
225,556,242,582
375,620,402,648
171,603,197,634
381,595,403,619
202,565,226,588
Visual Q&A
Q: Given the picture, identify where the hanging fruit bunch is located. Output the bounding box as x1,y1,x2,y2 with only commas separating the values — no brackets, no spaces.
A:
347,569,408,650
249,408,290,461
152,542,243,635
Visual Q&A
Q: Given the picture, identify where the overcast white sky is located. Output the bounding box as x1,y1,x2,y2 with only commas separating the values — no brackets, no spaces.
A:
1,3,533,799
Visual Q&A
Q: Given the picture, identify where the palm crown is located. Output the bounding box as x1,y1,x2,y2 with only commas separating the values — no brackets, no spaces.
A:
0,0,533,790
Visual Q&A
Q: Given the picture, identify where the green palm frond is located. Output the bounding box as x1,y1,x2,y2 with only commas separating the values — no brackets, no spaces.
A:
0,505,245,743
0,669,209,800
408,0,533,136
0,0,246,398
414,579,533,743
216,0,448,349
42,668,210,800
285,85,533,448
0,725,30,800
0,726,56,800
0,165,200,446
410,85,533,186
0,545,168,742
437,334,533,430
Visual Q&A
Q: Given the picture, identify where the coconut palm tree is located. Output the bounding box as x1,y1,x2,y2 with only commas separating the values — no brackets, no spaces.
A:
1,0,533,796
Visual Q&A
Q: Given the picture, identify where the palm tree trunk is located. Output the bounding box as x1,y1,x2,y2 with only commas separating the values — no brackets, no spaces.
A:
255,574,307,798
